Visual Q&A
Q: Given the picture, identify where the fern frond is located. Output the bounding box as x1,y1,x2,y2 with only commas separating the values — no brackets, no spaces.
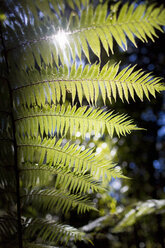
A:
17,136,119,182
67,0,90,10
20,163,104,194
15,104,140,139
0,214,17,237
15,0,90,18
22,188,96,214
25,0,65,19
25,218,86,244
68,2,165,59
5,2,165,67
55,170,104,194
11,63,165,107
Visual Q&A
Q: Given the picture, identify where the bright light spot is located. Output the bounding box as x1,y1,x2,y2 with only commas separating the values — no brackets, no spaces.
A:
46,214,52,221
94,133,101,141
96,147,102,154
110,147,117,156
115,166,121,172
121,185,129,193
76,131,81,137
91,130,95,135
89,142,95,148
85,132,90,139
36,177,40,185
112,179,121,190
81,145,85,151
61,138,67,145
52,30,68,49
101,142,107,149
75,139,81,145
139,242,145,248
112,137,118,143
116,206,124,213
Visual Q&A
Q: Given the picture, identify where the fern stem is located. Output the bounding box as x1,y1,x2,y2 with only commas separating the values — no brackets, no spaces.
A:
12,78,135,92
0,23,23,248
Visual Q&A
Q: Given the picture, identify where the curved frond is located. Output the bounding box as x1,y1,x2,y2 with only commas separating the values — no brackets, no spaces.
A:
17,136,119,182
22,188,96,214
15,104,140,139
25,218,86,244
68,2,165,58
20,163,104,194
4,2,165,67
11,63,165,107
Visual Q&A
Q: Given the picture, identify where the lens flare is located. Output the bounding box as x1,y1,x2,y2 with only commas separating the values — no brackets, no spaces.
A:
52,30,68,49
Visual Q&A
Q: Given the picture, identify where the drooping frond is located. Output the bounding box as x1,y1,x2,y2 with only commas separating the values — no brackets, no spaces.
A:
3,2,165,67
25,218,86,245
67,2,165,59
11,63,165,107
15,104,140,139
20,163,104,194
22,188,96,214
17,136,120,181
